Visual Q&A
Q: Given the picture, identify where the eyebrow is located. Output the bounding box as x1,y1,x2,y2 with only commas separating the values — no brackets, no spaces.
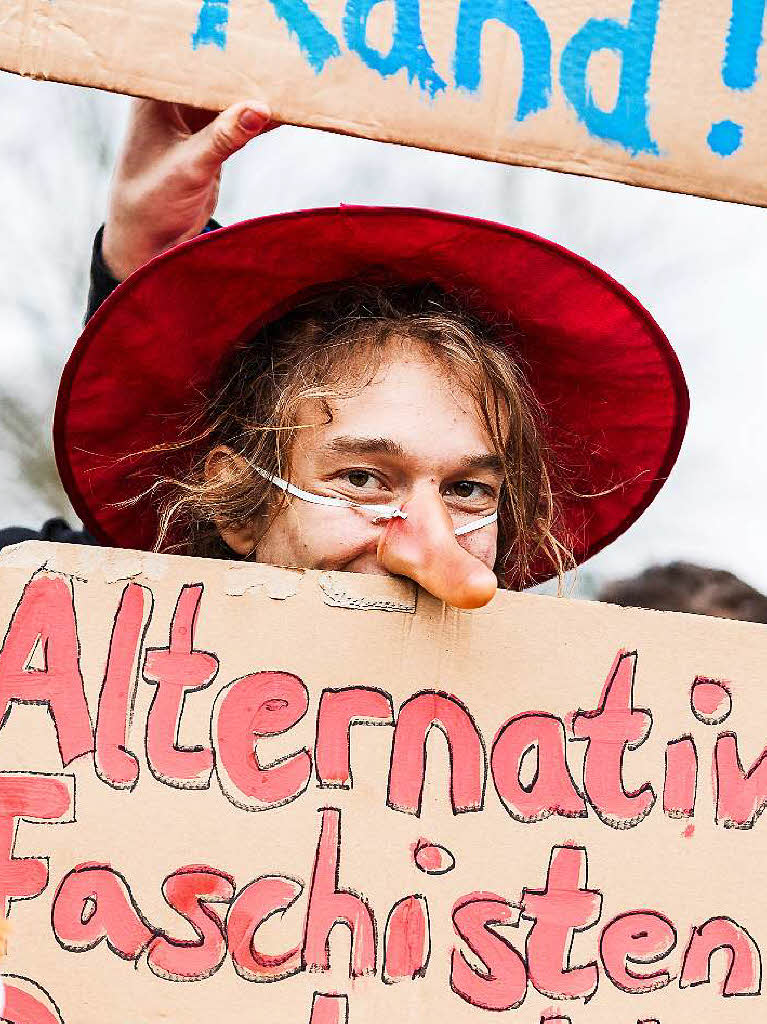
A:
321,436,503,475
322,436,407,459
457,453,504,475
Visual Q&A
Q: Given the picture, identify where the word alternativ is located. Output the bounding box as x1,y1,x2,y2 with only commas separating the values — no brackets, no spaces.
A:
0,575,760,829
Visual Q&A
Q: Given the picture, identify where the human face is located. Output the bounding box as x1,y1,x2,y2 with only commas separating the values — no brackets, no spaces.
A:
221,341,504,608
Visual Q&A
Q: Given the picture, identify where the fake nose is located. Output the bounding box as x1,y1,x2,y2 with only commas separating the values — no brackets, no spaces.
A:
376,490,498,609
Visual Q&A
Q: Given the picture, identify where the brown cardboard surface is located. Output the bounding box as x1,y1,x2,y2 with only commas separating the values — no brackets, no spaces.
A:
0,540,767,1022
0,0,766,204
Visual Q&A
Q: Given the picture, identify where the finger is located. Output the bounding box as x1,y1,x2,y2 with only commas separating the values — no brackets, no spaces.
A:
189,100,271,174
108,98,181,183
131,98,192,136
174,103,219,134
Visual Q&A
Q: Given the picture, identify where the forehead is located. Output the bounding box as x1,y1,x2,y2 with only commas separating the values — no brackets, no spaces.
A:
293,340,498,464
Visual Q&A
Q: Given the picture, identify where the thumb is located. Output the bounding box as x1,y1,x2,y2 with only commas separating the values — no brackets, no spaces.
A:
190,100,271,174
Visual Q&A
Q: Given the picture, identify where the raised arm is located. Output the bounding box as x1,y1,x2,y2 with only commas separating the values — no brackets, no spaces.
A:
0,97,272,553
88,97,271,318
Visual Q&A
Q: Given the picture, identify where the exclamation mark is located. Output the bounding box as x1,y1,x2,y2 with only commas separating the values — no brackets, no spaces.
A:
708,0,766,155
191,0,231,50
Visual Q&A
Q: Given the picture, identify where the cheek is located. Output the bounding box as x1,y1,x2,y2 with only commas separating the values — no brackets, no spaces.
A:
460,527,499,571
257,503,377,569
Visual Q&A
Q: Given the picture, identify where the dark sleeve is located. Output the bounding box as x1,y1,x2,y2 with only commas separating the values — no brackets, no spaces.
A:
85,219,223,323
85,225,118,323
0,518,97,553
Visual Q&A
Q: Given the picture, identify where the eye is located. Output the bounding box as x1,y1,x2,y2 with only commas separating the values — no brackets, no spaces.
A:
332,467,392,500
450,480,478,499
446,480,489,500
345,470,378,489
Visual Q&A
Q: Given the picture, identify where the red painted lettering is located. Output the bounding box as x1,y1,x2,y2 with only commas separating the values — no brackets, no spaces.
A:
451,893,527,1010
388,691,485,815
2,975,64,1024
215,671,311,810
308,993,349,1024
0,774,72,916
663,736,697,818
383,895,430,983
492,713,586,823
94,583,150,791
715,733,767,828
227,875,304,982
523,846,602,1001
572,651,655,828
0,575,92,765
143,584,217,788
147,866,234,981
51,864,154,960
600,911,676,993
680,916,761,996
315,687,393,788
303,808,376,977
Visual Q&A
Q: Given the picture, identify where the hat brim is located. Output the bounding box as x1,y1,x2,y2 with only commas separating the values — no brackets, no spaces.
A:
55,206,688,586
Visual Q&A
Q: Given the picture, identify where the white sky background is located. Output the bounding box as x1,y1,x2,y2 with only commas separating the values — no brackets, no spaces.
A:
0,71,765,595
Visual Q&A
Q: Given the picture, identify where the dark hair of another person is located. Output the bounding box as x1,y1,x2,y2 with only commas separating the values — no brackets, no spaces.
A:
598,561,767,623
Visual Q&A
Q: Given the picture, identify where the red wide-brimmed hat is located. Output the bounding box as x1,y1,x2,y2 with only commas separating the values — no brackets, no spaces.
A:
55,206,688,586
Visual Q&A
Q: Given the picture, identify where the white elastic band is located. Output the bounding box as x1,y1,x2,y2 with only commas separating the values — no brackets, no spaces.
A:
255,468,407,521
454,511,499,536
256,468,498,536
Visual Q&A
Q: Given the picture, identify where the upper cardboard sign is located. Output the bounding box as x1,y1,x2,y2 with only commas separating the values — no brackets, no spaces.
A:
1,0,766,205
1,540,767,1023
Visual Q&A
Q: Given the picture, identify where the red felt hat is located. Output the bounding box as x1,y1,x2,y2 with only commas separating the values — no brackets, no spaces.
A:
55,206,688,586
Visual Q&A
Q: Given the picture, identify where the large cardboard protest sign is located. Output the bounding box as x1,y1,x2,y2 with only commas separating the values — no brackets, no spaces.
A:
1,0,767,205
1,540,767,1022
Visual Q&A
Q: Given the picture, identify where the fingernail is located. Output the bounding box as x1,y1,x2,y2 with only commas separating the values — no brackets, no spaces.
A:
239,106,269,132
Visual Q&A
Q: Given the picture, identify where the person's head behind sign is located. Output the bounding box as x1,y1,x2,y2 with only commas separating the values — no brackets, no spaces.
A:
157,281,558,610
598,562,767,623
57,208,688,610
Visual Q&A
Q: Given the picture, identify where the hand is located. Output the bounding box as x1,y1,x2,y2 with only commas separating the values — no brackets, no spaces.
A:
102,98,271,281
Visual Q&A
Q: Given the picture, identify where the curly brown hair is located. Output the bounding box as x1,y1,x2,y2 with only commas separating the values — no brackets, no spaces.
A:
151,280,573,587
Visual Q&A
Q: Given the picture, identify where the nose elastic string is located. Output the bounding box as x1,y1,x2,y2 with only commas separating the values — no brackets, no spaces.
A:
255,468,498,536
454,511,499,536
254,468,407,521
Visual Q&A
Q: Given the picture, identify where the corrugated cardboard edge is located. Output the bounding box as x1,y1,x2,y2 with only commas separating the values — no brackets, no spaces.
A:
0,541,419,612
0,65,764,208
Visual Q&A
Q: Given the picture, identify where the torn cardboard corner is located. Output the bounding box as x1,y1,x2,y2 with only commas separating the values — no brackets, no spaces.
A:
1,541,767,1023
1,0,766,205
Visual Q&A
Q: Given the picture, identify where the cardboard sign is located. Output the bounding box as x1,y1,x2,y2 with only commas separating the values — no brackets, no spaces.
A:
1,0,766,205
1,540,767,1023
